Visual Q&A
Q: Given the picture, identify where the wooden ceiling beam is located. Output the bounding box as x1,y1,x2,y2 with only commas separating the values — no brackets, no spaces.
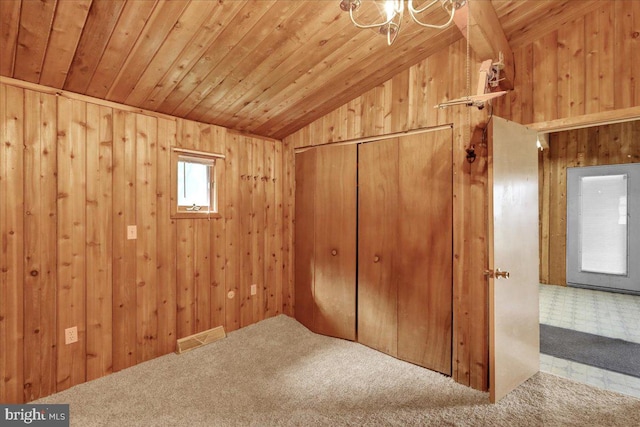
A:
454,0,514,90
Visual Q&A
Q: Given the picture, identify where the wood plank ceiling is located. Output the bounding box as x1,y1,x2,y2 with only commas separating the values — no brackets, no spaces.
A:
0,0,600,139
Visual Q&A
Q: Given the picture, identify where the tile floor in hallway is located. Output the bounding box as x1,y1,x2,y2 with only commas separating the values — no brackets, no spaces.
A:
539,284,640,399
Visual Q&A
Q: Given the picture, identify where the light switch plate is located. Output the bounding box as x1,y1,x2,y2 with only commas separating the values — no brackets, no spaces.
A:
127,225,137,240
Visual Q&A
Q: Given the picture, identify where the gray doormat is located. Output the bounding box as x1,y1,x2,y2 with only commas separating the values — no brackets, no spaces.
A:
540,324,640,378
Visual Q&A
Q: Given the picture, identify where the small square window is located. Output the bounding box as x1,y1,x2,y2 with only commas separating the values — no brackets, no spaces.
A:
171,148,223,218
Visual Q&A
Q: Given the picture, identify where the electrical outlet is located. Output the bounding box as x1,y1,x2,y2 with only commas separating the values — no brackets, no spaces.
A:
251,284,257,296
65,326,78,344
127,225,137,240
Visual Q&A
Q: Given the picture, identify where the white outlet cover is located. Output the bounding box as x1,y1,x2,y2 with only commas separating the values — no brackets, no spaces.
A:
251,284,257,295
65,326,78,344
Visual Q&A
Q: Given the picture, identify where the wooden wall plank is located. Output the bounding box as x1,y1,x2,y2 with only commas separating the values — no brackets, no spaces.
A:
273,140,284,316
632,1,640,108
136,114,159,362
548,131,567,286
511,44,534,125
156,117,177,354
584,8,601,115
614,0,634,110
264,140,277,318
531,31,558,123
23,89,57,402
224,133,242,332
85,104,113,381
56,97,87,391
539,148,551,284
596,5,615,112
466,120,489,392
558,16,586,119
195,219,212,333
631,120,640,163
409,60,428,129
239,137,253,328
112,110,137,371
209,125,227,328
176,218,196,339
282,140,295,316
423,55,440,127
391,72,410,132
597,123,612,165
0,84,25,404
251,139,265,322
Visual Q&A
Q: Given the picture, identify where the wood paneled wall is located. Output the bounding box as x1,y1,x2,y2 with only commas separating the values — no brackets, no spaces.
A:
285,38,490,391
494,1,640,125
539,120,640,286
0,81,294,403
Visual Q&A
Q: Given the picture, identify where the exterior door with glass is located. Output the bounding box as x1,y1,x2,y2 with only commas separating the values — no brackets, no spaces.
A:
567,164,640,294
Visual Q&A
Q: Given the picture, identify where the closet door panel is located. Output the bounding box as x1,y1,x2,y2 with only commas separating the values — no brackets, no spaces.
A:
294,149,316,331
314,144,357,340
397,131,453,375
358,139,399,356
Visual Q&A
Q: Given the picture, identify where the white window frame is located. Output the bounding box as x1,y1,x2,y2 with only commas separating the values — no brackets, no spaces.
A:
170,147,224,219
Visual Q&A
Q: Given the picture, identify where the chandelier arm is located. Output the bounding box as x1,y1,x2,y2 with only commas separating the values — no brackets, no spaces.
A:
349,7,396,30
408,0,441,14
386,18,402,45
408,5,456,29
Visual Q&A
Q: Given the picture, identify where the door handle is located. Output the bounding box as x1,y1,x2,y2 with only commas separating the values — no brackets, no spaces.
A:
484,268,510,279
495,268,510,279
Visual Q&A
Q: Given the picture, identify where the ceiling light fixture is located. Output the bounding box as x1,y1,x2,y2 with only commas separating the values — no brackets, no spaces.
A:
340,0,465,45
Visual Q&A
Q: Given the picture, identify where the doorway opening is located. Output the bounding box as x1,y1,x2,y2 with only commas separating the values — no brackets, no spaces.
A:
537,120,640,399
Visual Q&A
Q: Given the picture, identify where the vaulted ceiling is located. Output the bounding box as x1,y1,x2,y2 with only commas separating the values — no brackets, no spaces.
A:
0,0,600,139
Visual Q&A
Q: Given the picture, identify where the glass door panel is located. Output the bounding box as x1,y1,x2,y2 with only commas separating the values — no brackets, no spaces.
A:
580,174,627,275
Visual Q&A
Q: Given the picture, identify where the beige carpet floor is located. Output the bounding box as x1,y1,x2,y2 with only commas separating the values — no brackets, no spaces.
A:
37,315,640,426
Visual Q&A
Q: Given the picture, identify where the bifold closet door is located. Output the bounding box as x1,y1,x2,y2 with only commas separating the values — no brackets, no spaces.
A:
294,144,357,341
397,131,452,375
294,149,316,331
358,130,452,375
358,138,399,357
